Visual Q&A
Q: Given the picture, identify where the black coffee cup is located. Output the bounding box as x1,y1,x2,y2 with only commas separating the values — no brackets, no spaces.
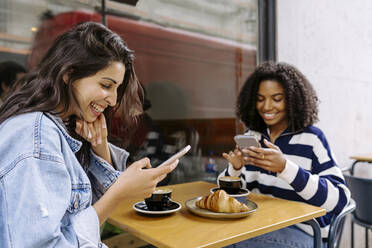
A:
218,176,242,194
145,188,173,211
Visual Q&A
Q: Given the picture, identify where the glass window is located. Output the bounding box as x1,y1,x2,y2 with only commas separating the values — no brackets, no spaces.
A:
0,0,258,184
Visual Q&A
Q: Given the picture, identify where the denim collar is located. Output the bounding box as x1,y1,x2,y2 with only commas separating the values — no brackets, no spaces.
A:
44,112,82,153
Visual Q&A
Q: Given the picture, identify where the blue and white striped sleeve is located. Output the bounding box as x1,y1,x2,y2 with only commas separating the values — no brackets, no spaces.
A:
278,131,351,214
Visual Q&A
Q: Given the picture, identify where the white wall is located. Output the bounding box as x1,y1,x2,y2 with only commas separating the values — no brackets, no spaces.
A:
277,0,372,170
277,1,372,247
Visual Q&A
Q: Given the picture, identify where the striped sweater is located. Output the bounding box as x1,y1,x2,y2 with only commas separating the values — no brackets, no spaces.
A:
219,125,351,238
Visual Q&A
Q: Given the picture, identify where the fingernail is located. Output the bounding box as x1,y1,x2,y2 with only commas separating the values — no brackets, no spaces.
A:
102,124,106,129
98,138,102,145
88,131,92,139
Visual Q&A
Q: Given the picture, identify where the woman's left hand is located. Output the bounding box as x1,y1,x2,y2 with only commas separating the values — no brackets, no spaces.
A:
75,114,112,164
242,139,287,173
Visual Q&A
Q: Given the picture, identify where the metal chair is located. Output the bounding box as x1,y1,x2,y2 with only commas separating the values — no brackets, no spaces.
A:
326,198,356,248
344,174,372,248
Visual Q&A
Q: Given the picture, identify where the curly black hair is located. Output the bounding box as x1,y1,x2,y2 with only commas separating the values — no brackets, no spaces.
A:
237,61,318,133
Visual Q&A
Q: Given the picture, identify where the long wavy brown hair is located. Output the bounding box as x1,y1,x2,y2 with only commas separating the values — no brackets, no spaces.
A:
0,22,143,165
237,61,318,133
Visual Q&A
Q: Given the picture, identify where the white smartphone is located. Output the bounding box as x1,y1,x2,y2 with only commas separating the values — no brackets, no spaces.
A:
234,135,261,149
158,145,191,167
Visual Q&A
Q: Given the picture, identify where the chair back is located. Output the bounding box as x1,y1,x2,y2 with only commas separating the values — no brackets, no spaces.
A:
344,174,372,224
327,198,355,248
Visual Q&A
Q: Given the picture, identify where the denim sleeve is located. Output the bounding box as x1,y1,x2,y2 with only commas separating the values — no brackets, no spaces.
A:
72,206,109,248
0,156,100,248
87,143,129,203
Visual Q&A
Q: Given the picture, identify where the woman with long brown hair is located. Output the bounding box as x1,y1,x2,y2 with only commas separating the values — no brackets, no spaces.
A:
0,22,177,247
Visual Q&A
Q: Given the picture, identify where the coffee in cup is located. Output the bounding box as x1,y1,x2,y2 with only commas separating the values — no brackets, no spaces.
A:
145,188,173,211
218,176,242,194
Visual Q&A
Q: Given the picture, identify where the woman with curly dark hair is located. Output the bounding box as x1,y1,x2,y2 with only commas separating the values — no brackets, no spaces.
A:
220,62,350,248
0,22,178,247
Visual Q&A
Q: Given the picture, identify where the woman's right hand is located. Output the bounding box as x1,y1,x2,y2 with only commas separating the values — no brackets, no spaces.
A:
111,157,178,200
93,157,178,225
222,146,247,170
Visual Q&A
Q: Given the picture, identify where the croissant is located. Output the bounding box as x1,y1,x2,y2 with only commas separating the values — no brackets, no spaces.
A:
196,189,249,213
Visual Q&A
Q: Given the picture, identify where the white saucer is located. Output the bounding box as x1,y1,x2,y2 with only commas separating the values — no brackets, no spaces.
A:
133,200,181,215
210,187,250,197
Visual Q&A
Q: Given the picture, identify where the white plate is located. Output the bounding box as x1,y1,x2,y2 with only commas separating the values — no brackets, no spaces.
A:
210,187,250,197
133,200,181,215
185,196,258,219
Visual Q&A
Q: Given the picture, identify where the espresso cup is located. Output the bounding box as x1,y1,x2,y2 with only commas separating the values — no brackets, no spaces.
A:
218,176,242,194
145,188,173,211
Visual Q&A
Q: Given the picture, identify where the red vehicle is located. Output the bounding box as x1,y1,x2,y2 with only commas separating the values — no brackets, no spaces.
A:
29,10,256,155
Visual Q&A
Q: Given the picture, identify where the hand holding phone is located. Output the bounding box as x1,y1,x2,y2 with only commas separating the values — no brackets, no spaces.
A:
158,145,191,167
234,135,261,149
234,134,265,161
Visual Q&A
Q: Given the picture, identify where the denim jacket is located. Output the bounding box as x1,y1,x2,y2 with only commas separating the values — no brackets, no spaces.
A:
0,112,129,247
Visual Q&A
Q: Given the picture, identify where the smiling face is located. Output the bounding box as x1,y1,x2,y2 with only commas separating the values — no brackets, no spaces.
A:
67,61,125,122
256,80,288,133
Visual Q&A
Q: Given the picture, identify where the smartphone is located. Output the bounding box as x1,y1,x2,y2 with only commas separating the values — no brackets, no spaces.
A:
158,145,191,167
234,135,261,149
